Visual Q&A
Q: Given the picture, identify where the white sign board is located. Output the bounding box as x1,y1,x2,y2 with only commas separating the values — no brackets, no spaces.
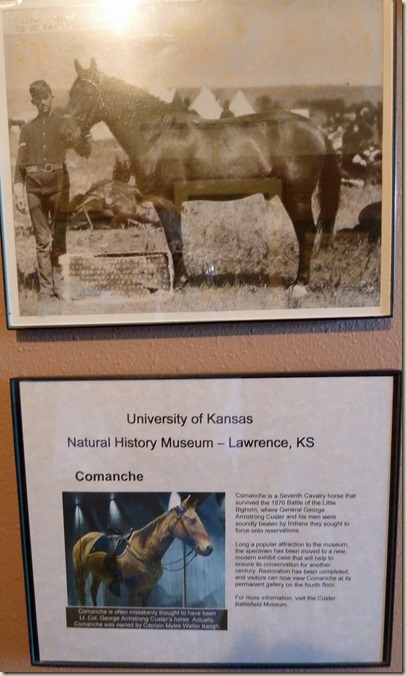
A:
12,373,401,668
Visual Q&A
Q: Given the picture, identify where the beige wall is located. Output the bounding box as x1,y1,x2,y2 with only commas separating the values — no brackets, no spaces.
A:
0,5,402,672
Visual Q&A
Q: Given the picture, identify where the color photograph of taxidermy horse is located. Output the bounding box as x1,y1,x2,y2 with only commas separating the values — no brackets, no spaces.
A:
64,492,225,608
4,0,387,322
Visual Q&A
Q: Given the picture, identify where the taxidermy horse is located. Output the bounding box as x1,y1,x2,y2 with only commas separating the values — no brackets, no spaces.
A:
64,58,341,293
72,496,213,607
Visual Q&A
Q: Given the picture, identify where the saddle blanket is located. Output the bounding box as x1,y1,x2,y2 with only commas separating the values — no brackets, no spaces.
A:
90,533,128,557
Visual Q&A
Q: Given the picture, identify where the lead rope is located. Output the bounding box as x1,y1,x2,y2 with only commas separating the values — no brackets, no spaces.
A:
125,541,162,581
162,550,198,572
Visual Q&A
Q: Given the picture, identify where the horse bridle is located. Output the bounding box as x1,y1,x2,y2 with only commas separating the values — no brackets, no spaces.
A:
67,76,105,133
125,508,198,577
172,507,194,538
163,509,199,570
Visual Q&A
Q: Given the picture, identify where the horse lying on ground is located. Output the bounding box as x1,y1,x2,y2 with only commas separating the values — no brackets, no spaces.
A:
64,58,341,294
72,495,213,607
69,178,177,230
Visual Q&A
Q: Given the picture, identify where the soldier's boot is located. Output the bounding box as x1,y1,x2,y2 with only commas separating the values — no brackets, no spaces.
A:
52,262,66,300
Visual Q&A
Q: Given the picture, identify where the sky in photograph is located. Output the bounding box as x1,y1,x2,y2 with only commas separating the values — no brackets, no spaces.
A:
1,0,384,99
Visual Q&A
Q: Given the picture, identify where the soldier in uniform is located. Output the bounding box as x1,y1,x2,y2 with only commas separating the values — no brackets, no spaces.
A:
13,79,92,301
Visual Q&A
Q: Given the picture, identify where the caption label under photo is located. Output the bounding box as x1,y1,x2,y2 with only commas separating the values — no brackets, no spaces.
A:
66,607,227,630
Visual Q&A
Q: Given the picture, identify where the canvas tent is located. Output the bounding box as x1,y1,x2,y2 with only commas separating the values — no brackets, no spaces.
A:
230,90,255,116
191,88,222,118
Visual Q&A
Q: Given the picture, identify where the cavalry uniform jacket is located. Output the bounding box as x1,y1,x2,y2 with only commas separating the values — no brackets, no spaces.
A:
14,111,71,195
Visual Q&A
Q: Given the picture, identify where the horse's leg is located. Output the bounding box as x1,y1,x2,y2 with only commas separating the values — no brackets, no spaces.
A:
155,206,187,287
282,186,316,294
75,570,87,606
127,583,143,607
72,543,88,605
140,587,152,607
90,575,102,606
315,141,341,247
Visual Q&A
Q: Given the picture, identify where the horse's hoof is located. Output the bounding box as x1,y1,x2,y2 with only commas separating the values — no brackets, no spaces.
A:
289,283,307,300
175,274,188,290
288,283,307,307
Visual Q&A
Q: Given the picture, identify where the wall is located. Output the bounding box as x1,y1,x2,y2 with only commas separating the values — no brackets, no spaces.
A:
0,5,402,672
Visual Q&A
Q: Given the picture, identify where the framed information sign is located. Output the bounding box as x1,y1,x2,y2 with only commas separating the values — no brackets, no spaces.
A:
0,0,397,328
12,372,401,668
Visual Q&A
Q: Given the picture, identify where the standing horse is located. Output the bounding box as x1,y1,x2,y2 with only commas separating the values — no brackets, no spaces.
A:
72,496,213,607
64,58,341,293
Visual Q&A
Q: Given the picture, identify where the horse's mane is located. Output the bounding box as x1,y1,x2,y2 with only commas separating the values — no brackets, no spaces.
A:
94,69,201,133
133,507,175,549
139,109,201,147
98,71,188,125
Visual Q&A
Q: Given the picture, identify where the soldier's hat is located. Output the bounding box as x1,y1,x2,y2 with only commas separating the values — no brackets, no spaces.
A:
29,79,52,98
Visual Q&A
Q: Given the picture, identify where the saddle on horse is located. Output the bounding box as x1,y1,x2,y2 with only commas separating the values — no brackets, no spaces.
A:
90,526,133,597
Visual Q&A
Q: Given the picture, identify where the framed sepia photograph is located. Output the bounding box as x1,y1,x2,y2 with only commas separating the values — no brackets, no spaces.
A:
0,0,397,328
11,372,401,667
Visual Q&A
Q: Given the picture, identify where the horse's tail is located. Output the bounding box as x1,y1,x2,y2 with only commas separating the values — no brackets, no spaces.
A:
316,137,341,236
72,537,87,605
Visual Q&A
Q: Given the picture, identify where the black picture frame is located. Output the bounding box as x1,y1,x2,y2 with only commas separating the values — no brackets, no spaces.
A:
11,371,401,668
0,0,398,328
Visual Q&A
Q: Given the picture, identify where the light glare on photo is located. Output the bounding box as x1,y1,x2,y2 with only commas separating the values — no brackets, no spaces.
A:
100,0,140,31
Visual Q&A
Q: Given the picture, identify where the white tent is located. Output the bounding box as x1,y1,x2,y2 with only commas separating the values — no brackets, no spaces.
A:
191,88,222,118
230,90,255,116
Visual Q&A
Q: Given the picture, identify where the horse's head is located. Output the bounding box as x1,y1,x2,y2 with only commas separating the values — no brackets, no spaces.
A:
172,496,213,557
63,58,103,145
